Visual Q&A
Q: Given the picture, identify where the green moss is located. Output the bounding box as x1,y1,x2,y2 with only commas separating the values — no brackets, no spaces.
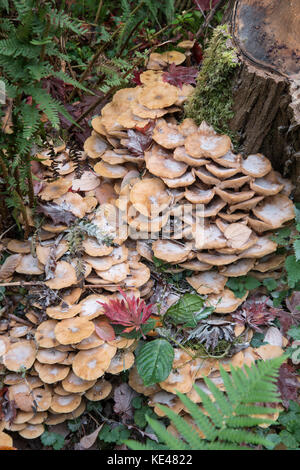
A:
184,24,239,142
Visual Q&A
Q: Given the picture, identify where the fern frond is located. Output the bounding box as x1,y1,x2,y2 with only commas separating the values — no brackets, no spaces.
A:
20,103,41,140
126,357,285,450
47,8,87,35
52,70,92,94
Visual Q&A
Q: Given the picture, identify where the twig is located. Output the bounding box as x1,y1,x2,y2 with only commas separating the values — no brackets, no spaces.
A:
195,0,227,40
94,0,103,25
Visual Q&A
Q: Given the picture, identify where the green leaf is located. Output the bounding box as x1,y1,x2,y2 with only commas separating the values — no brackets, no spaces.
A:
293,239,300,262
165,293,204,327
285,255,300,288
287,325,300,341
136,339,174,386
98,424,131,444
271,227,291,245
279,430,299,449
262,278,278,292
41,431,65,450
250,332,268,348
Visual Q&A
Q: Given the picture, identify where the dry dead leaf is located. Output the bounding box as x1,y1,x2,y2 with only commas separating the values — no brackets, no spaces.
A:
0,254,22,280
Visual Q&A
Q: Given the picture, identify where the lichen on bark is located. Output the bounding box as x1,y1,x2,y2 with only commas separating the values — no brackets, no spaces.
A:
185,25,239,141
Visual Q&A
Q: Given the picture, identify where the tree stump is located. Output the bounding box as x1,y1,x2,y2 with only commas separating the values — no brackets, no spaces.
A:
225,0,300,199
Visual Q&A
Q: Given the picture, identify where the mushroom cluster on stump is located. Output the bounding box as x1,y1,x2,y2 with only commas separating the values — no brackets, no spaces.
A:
0,45,295,444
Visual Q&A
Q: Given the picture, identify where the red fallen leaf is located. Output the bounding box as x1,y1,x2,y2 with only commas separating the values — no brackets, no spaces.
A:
191,42,203,64
132,70,142,86
94,319,116,342
194,0,219,12
277,363,300,408
98,289,153,338
135,121,155,134
162,64,198,89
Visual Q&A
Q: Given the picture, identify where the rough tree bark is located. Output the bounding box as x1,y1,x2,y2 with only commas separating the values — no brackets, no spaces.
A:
224,0,300,199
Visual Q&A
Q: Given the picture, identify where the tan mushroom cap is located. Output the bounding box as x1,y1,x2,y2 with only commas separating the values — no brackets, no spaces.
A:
106,351,135,374
71,170,100,191
84,255,113,272
197,223,228,250
253,254,285,273
15,254,44,275
139,70,164,85
35,320,59,348
215,188,255,205
12,410,35,424
0,431,13,447
117,108,150,129
65,400,86,420
45,261,77,290
185,132,231,159
44,413,69,425
241,154,272,177
84,379,112,401
152,240,192,263
129,366,160,396
145,145,188,179
61,371,96,393
0,336,10,356
78,294,108,321
223,223,252,249
185,186,215,204
34,362,70,384
54,317,95,345
239,235,277,258
50,394,82,414
187,271,227,294
138,83,179,109
206,163,239,179
10,325,32,338
28,412,48,425
228,195,264,213
219,174,251,189
194,167,221,186
82,238,114,257
152,119,185,149
160,50,186,65
72,343,117,381
53,192,89,219
97,262,130,283
36,240,68,265
247,217,274,233
83,133,108,159
31,388,52,411
159,363,193,394
162,171,195,188
249,172,284,196
216,151,241,168
179,259,211,271
94,161,127,179
36,348,68,364
40,178,72,201
254,344,284,361
18,423,45,439
7,239,31,253
252,194,295,228
206,288,248,313
196,252,239,266
46,303,82,320
3,340,36,372
174,146,208,166
220,258,255,277
101,150,126,165
147,52,168,70
130,178,172,218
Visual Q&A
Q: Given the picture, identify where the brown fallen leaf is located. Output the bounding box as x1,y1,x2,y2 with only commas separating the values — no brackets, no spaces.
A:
0,254,22,280
76,424,103,450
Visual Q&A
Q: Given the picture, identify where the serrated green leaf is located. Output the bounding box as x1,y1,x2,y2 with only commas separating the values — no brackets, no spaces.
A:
41,431,65,450
285,255,300,288
293,239,300,261
136,339,174,386
165,293,204,326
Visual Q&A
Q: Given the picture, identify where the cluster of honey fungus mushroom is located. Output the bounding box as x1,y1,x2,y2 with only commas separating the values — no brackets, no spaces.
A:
0,47,295,445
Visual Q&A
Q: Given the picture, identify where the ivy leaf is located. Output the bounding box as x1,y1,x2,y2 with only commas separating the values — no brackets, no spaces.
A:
162,64,198,89
165,293,205,327
136,339,174,386
37,202,77,226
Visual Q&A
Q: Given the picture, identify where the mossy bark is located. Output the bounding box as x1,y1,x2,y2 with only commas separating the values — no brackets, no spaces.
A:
226,0,300,200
